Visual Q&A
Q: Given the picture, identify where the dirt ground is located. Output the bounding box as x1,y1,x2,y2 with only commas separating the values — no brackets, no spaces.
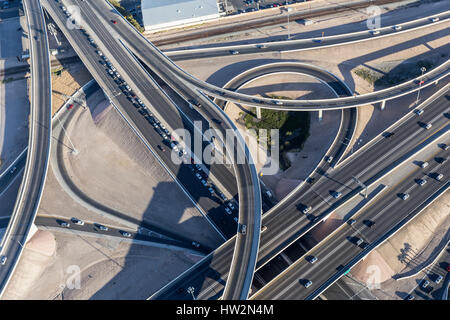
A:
3,230,202,299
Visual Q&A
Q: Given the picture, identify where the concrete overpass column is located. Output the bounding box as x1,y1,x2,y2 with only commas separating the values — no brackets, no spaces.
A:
380,100,386,111
256,107,262,120
25,223,38,244
318,109,323,121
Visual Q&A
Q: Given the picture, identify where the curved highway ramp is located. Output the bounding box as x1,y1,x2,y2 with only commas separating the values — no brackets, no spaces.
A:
0,0,52,297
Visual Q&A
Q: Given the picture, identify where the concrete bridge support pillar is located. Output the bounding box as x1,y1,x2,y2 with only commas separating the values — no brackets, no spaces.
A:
318,109,323,121
380,100,386,111
256,107,262,120
25,223,38,244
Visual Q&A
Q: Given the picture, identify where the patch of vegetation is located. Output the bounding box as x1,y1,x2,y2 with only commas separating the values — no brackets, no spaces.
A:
354,60,435,89
241,95,310,170
108,0,144,33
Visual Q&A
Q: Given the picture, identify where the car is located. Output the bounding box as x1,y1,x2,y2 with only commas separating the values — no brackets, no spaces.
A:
157,145,165,152
434,275,443,284
192,241,200,248
228,202,235,210
71,218,84,226
370,30,380,35
355,238,363,246
417,178,427,186
60,221,70,228
229,50,239,55
430,17,439,22
96,50,103,56
421,279,430,288
201,179,207,187
112,20,117,24
240,224,247,235
332,191,342,199
256,44,266,49
393,25,402,31
97,224,108,231
399,193,410,200
88,37,94,43
406,294,414,300
0,256,7,265
225,207,232,215
303,280,312,288
208,187,215,195
307,256,318,264
347,219,356,226
195,173,202,180
67,104,74,110
423,122,432,130
272,100,283,105
261,225,267,232
218,192,227,201
326,155,333,164
233,217,238,223
433,173,443,181
435,156,446,164
10,166,17,174
383,131,395,138
212,118,222,125
120,231,131,237
301,205,312,214
414,109,424,116
420,161,429,168
363,220,375,228
439,143,448,151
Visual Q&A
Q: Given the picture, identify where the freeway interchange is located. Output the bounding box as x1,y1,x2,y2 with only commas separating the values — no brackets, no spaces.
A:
0,0,448,301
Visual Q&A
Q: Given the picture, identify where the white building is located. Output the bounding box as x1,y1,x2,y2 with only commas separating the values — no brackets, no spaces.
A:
141,0,221,32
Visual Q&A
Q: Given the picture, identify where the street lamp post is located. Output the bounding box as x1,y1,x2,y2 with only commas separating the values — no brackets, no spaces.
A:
416,66,426,105
287,7,293,40
57,115,78,155
187,286,196,300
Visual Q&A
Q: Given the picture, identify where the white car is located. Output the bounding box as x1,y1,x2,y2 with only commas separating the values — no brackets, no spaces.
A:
195,173,202,180
400,193,410,200
225,207,232,215
71,218,84,226
208,187,215,195
414,109,424,116
201,179,207,187
120,231,131,238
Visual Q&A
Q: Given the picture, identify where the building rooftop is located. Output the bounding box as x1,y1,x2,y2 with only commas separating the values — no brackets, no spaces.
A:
142,0,219,29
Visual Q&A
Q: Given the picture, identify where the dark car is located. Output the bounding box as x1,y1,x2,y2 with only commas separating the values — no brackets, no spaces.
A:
157,145,165,152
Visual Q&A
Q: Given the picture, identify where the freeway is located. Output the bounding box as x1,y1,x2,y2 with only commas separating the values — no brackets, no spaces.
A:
217,61,358,166
45,0,263,299
0,149,27,198
0,0,52,297
43,0,246,240
80,1,450,111
165,11,450,60
151,86,449,299
83,0,264,300
253,153,450,299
